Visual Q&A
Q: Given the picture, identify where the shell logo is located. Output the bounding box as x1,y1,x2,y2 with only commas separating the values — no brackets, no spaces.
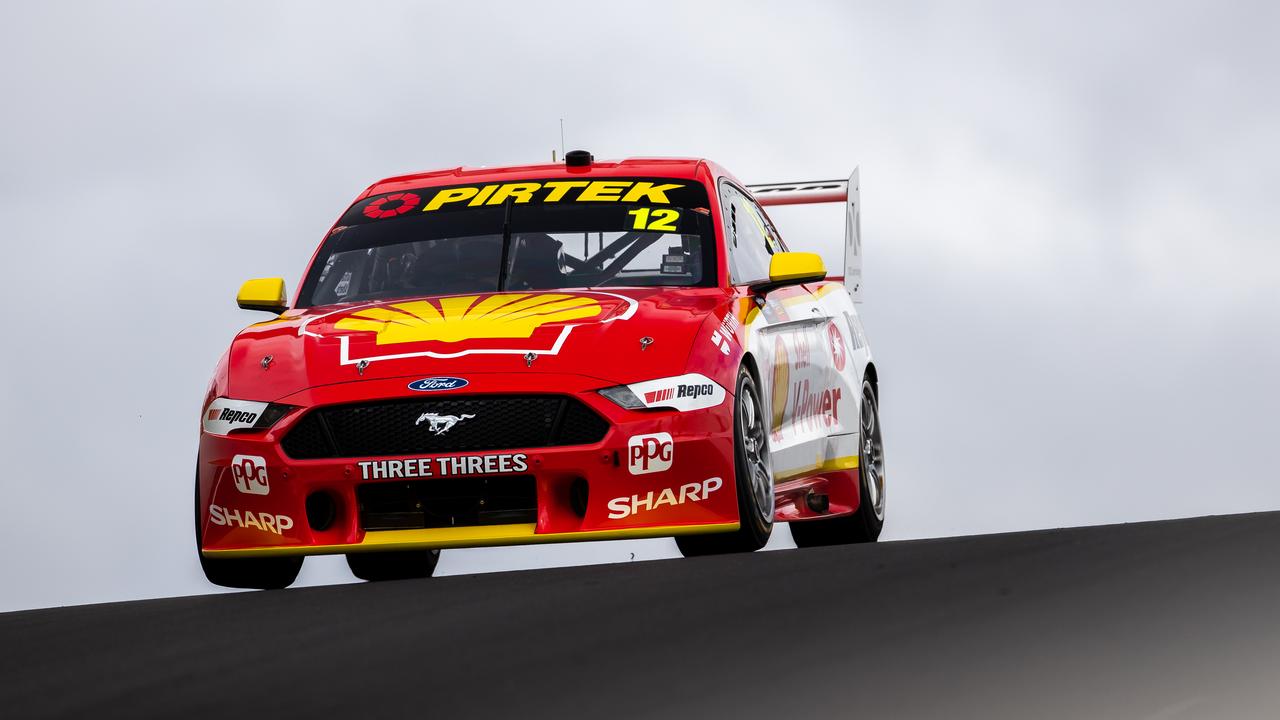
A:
771,336,789,434
333,293,602,345
827,322,847,372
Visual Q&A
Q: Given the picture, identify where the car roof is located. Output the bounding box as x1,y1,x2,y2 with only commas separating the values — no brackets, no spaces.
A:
359,157,721,200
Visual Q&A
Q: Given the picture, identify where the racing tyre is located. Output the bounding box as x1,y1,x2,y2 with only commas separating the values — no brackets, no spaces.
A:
790,378,885,547
346,550,440,582
200,554,304,590
676,366,773,557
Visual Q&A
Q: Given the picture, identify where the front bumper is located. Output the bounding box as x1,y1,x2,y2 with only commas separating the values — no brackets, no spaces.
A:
198,373,738,558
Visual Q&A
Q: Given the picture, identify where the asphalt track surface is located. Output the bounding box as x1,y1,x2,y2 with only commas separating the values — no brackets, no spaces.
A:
3,513,1280,719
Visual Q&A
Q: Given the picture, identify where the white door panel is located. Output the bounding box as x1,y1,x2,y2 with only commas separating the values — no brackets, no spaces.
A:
748,284,870,483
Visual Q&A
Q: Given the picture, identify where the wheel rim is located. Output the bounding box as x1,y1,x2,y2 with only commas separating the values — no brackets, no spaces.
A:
861,384,886,521
740,378,773,525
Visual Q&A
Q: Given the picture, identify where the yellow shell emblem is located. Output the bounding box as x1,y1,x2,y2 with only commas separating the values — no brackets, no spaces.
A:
333,293,602,345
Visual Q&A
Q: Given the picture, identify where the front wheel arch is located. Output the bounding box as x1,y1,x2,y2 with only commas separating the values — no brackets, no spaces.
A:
739,351,762,390
863,361,879,401
675,362,773,557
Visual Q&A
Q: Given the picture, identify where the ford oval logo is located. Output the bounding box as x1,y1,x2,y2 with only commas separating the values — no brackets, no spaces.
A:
407,376,469,392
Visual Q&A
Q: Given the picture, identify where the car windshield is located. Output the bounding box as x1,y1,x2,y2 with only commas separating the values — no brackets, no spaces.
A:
298,177,716,307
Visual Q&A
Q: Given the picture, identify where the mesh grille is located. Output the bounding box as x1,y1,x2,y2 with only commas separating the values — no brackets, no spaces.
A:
279,413,333,459
281,395,609,460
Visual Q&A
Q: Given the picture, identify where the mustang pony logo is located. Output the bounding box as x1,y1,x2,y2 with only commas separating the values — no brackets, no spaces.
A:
301,291,638,366
415,413,475,435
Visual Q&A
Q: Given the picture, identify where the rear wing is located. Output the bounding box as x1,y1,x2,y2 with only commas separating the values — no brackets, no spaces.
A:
747,169,861,302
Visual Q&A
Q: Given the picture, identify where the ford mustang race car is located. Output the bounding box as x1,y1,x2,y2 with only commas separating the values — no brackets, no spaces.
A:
197,151,885,588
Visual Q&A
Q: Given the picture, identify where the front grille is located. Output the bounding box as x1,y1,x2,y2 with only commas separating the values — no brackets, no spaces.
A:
280,395,609,460
358,476,537,530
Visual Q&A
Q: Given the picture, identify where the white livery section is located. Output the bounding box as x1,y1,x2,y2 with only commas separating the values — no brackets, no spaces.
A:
741,168,871,482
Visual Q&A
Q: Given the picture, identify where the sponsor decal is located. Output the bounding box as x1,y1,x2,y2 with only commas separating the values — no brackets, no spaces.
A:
789,380,843,432
828,322,847,372
230,455,269,496
627,374,726,411
338,293,600,345
628,432,673,475
771,337,789,436
415,412,475,435
842,311,866,351
202,398,269,435
358,453,529,480
607,477,723,520
208,504,294,535
301,291,638,366
646,387,675,403
709,310,738,357
408,376,469,392
709,329,731,355
212,408,257,424
720,311,740,334
771,332,830,441
792,331,813,370
362,192,421,219
404,180,687,213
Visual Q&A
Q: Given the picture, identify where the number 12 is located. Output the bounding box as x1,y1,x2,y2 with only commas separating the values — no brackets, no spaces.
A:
628,208,679,232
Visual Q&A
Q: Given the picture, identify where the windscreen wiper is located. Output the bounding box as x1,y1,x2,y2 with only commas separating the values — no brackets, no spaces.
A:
497,199,514,291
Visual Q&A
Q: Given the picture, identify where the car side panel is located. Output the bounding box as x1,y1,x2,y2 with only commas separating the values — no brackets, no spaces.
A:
737,281,871,519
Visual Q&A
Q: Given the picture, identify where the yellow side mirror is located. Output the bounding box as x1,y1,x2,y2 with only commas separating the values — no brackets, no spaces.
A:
236,277,288,313
752,252,827,293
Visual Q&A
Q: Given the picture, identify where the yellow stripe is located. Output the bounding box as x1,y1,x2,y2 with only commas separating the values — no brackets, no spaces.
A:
776,282,843,308
201,521,740,559
774,454,858,483
813,282,842,299
250,316,293,327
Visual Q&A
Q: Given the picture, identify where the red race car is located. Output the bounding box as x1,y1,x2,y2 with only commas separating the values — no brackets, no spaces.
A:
197,151,885,588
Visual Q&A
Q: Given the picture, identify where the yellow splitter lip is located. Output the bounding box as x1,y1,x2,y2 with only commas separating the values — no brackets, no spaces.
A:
202,521,741,559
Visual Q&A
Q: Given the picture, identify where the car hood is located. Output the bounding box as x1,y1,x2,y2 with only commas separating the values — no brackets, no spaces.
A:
224,287,727,401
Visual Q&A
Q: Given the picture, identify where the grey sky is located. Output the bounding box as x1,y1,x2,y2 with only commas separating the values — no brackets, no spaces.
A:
1,1,1277,612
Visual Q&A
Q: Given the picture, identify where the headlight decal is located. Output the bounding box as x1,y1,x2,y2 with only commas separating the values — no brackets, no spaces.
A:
599,373,726,412
202,398,295,435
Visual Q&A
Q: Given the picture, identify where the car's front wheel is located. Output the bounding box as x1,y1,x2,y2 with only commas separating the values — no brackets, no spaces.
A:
676,365,773,557
200,554,304,590
346,550,440,582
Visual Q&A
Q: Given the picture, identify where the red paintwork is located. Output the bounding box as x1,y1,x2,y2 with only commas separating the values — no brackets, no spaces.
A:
197,158,859,556
199,378,738,551
225,287,727,401
773,470,861,523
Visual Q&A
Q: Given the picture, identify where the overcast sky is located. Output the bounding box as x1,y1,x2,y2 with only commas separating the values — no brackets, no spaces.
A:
1,1,1277,612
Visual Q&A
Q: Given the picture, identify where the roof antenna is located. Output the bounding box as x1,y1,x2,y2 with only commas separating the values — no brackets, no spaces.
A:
560,118,566,158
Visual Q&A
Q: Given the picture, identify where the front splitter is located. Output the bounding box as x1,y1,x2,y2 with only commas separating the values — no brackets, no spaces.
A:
201,521,740,558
